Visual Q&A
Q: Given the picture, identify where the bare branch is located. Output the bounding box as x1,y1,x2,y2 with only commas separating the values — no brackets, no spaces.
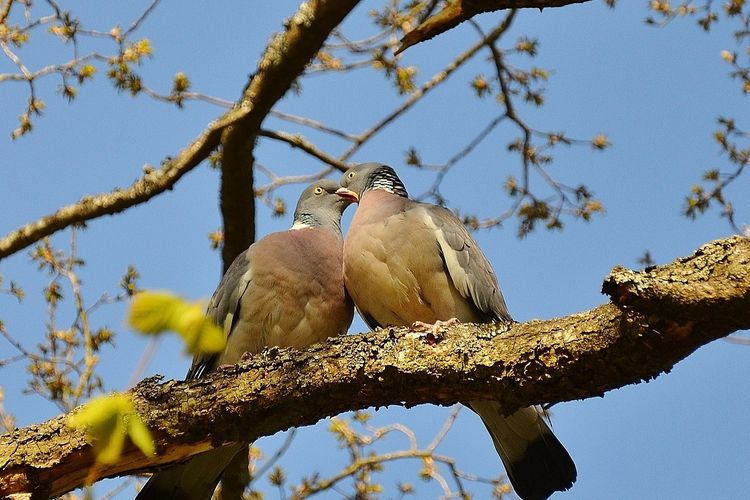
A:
255,165,335,197
1,40,33,80
416,114,506,203
258,129,351,172
124,0,161,37
398,0,593,53
251,429,297,483
270,110,357,141
427,405,462,452
139,86,234,109
298,449,460,498
0,53,103,83
1,236,748,498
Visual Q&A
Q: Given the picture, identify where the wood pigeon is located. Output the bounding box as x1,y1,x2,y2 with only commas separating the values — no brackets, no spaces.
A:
136,180,355,500
336,163,576,500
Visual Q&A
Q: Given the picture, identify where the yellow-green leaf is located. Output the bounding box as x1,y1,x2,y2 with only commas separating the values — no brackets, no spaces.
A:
68,394,135,464
127,291,182,333
127,290,225,355
68,393,131,429
174,302,225,354
127,412,156,457
96,416,127,464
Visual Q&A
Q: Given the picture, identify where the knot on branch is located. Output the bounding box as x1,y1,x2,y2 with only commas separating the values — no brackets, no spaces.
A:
602,236,750,329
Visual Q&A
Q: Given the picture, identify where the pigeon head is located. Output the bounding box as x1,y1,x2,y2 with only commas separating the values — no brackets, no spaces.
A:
336,163,408,203
292,179,354,231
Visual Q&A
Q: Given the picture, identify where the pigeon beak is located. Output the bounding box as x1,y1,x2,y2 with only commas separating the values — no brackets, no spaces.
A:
336,187,359,203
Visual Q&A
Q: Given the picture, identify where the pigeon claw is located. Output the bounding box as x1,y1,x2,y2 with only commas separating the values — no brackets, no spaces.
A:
410,318,460,341
411,318,460,333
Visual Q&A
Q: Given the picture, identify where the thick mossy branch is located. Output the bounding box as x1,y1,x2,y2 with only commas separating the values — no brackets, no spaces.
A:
1,236,749,497
603,236,750,326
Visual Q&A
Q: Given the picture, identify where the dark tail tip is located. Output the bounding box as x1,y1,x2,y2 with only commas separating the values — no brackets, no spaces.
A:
505,433,577,500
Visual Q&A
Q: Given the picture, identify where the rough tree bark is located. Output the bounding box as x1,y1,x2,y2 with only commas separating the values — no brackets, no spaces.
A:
0,235,747,498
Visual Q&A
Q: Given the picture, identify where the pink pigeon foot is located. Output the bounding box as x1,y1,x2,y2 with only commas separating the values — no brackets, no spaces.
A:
411,318,460,335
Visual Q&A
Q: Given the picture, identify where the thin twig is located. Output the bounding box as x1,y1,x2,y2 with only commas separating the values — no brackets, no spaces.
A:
0,52,102,84
98,477,136,500
364,422,418,450
0,354,26,367
326,28,391,52
1,40,33,80
67,230,95,409
418,115,506,202
259,129,351,172
252,429,298,483
140,86,234,109
127,338,161,389
270,110,357,141
255,165,335,197
725,334,750,345
125,0,161,36
427,405,462,452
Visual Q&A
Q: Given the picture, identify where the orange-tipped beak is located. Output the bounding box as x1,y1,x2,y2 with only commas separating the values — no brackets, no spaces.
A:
336,187,359,203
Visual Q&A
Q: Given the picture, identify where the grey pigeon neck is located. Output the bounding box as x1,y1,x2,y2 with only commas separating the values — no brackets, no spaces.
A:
291,211,343,236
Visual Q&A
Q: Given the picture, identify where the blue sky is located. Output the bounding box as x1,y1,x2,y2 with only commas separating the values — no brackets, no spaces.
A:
1,1,748,498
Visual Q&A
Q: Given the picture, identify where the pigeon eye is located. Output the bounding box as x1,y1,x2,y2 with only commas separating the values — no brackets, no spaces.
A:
314,187,324,194
347,171,355,179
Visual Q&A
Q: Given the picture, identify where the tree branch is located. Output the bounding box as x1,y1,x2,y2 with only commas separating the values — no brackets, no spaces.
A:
258,129,351,173
1,235,748,497
398,0,593,53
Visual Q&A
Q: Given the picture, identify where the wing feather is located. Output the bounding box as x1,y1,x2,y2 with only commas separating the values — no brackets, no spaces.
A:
422,205,512,322
187,251,253,379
